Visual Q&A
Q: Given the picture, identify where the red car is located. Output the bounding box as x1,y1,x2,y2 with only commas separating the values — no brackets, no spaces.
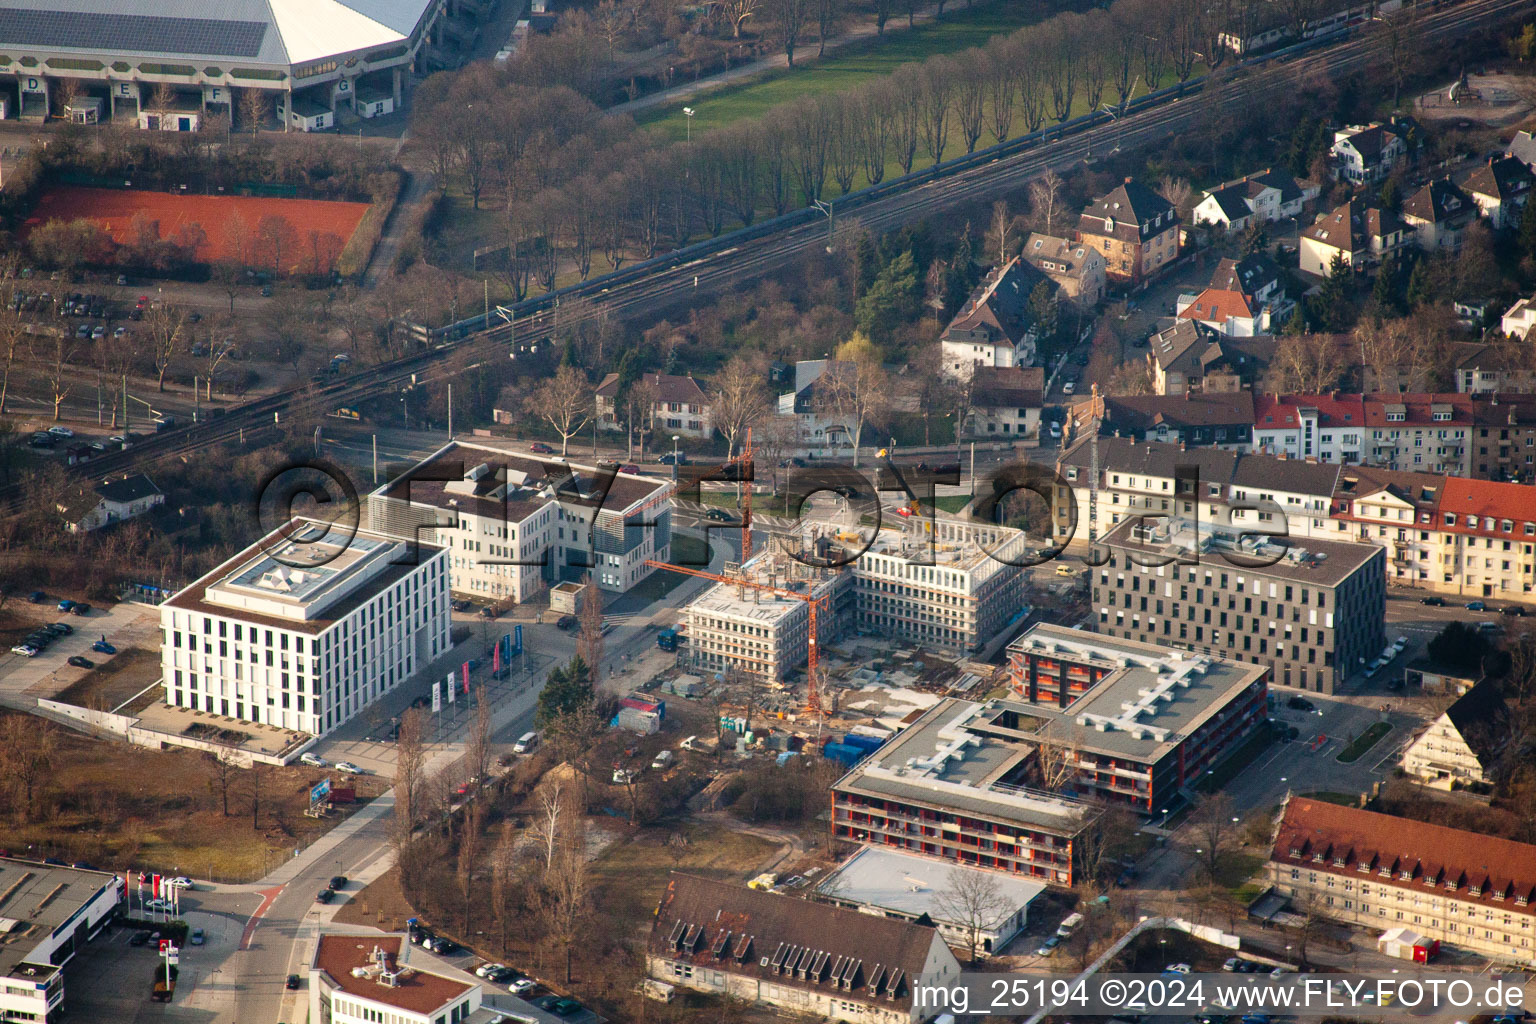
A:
529,442,554,454
619,464,640,475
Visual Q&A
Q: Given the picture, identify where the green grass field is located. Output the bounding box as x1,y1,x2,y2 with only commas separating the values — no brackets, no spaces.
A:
637,4,1046,140
1337,722,1392,764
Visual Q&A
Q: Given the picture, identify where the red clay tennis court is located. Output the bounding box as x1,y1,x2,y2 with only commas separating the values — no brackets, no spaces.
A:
25,186,370,271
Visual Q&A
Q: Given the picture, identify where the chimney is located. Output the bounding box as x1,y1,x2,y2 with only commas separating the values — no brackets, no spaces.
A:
1125,176,1134,184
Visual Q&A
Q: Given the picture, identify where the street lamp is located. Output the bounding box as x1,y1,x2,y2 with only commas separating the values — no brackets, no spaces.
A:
682,107,695,142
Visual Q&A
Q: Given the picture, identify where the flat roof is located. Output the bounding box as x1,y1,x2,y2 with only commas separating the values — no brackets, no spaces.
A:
834,698,1097,836
162,518,439,634
374,439,671,523
685,552,844,627
1099,515,1380,589
815,847,1044,931
1001,624,1267,762
313,935,472,1016
0,859,120,977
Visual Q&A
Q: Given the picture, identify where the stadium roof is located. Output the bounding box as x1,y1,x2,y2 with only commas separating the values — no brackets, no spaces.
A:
0,0,432,67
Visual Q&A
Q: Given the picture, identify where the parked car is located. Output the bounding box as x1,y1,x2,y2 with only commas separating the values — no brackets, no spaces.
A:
555,615,579,631
528,442,554,454
335,761,364,775
286,974,301,990
509,978,537,995
49,622,73,635
1035,936,1060,956
166,877,193,889
475,963,507,979
189,928,205,945
315,888,336,904
67,656,94,669
329,876,348,890
10,646,38,658
1466,600,1487,611
72,602,91,615
300,752,327,767
1286,696,1314,712
129,931,152,947
704,508,738,522
58,599,78,613
1164,963,1192,975
1503,606,1529,617
144,899,171,912
92,640,116,655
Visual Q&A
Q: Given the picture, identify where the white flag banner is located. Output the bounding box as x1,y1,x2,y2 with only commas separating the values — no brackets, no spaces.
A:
432,678,442,713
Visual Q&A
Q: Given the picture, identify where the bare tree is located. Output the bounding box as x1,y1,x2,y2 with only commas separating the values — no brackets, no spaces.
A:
490,820,519,952
1265,333,1350,393
768,0,811,65
578,579,605,685
935,867,1009,964
0,309,25,414
237,88,270,131
525,365,591,456
711,355,770,459
814,0,842,55
1190,792,1236,885
1156,176,1194,223
987,200,1024,265
0,717,55,822
30,332,79,422
541,828,593,984
717,0,759,37
954,54,988,155
529,779,567,874
918,58,956,165
141,301,189,392
207,746,240,817
456,798,482,933
812,350,890,467
466,686,493,784
246,761,267,831
394,707,427,837
1027,169,1066,236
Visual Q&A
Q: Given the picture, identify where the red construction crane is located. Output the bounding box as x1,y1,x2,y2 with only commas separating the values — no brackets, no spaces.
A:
642,557,828,718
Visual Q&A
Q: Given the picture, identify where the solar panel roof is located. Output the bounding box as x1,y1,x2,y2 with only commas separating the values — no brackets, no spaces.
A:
0,8,269,59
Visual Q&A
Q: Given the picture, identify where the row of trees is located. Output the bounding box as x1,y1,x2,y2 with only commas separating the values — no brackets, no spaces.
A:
412,0,1242,294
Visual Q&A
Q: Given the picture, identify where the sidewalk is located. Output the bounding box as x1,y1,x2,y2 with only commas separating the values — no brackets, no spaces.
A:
610,0,999,116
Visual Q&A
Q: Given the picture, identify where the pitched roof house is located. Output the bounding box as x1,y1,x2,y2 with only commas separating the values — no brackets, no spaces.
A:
1252,393,1367,463
1507,130,1536,173
1464,155,1534,230
1175,255,1293,336
940,257,1048,379
1401,178,1476,250
1075,177,1181,286
57,473,164,533
1502,297,1536,340
595,372,713,439
1401,677,1510,789
1192,168,1310,231
1300,199,1406,275
1021,233,1106,307
647,873,962,1023
1145,319,1276,395
965,365,1044,439
1329,121,1410,184
1068,390,1256,448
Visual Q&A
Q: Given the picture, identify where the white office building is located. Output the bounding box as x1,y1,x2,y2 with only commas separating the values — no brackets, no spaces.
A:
368,440,674,603
160,518,450,737
0,859,123,1024
311,935,483,1024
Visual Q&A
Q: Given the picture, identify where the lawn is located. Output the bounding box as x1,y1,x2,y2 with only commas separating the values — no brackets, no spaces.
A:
1337,722,1392,764
925,494,972,513
6,712,375,882
637,4,1049,140
589,820,779,925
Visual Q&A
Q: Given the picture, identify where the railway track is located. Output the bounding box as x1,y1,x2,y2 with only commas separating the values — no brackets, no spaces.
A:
22,0,1524,510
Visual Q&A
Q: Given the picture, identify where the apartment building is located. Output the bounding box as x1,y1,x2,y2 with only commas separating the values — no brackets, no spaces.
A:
648,873,961,1024
368,440,674,603
1471,395,1536,483
1268,797,1536,965
1093,517,1386,692
852,519,1028,657
0,859,122,1024
1176,256,1294,337
1053,437,1342,547
310,936,481,1024
1361,394,1473,476
1252,393,1365,463
159,519,451,737
1328,465,1445,590
1069,392,1255,449
1453,344,1536,396
682,552,852,684
1400,678,1509,789
1075,178,1181,287
595,372,714,439
1001,624,1269,812
940,257,1046,380
831,699,1101,887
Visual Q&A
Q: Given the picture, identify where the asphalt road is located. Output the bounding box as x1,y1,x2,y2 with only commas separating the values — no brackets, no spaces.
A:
46,0,1529,507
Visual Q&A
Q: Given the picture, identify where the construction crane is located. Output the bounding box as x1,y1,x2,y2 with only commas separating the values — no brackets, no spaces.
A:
642,557,829,721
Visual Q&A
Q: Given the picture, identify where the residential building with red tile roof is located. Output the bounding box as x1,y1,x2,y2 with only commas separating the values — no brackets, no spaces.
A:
1300,199,1407,276
1400,178,1476,251
1267,797,1536,964
1360,394,1474,476
595,371,713,439
1252,393,1367,463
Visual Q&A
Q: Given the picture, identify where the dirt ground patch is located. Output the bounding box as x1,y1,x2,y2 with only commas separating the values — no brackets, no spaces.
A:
1415,73,1535,127
24,186,369,272
333,864,415,933
4,711,378,881
54,648,161,712
589,820,780,926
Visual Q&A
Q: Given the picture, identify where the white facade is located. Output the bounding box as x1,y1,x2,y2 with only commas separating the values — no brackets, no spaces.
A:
1401,712,1496,789
940,334,1033,379
1330,124,1407,184
0,861,123,1024
160,520,451,737
1503,298,1536,340
368,441,675,603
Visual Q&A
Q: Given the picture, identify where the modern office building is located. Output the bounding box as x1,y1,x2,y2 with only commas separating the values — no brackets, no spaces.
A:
368,440,674,603
0,858,123,1024
159,518,450,736
1092,516,1386,692
0,0,444,130
682,551,852,684
648,873,962,1024
1268,797,1536,965
1002,624,1269,811
830,699,1101,887
309,935,482,1024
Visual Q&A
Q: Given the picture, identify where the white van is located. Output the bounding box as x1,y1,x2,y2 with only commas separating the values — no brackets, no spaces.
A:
651,749,675,770
1056,912,1085,938
512,731,539,754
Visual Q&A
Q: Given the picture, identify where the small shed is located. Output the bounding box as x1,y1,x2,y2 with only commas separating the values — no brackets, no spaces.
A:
1378,926,1439,963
